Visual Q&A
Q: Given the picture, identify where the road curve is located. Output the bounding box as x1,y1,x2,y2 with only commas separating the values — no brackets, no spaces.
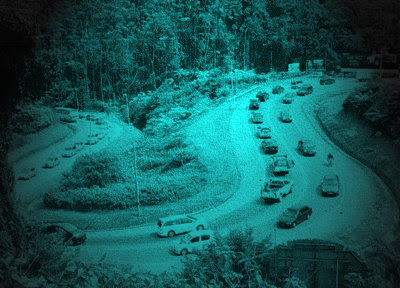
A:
78,76,399,273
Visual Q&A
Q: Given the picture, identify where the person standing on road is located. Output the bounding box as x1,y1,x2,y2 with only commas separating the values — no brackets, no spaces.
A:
327,153,334,167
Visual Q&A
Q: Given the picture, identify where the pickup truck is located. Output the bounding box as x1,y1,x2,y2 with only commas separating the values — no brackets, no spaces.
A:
260,178,293,203
272,155,295,176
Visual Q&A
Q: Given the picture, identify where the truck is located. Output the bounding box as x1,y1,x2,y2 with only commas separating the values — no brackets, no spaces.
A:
260,178,293,203
271,155,295,176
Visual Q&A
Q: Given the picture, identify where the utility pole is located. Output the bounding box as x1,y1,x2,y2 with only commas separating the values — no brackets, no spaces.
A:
124,93,130,124
133,141,140,216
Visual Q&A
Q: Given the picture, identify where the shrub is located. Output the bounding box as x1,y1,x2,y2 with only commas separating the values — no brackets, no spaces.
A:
11,105,53,135
272,85,285,94
61,152,123,190
44,184,137,211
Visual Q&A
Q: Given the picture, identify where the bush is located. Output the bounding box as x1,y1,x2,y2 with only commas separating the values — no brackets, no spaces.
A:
61,152,123,190
272,85,285,94
11,105,53,135
44,184,137,211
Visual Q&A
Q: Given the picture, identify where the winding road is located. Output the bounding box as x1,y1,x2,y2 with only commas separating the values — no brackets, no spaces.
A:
12,76,399,274
78,77,399,273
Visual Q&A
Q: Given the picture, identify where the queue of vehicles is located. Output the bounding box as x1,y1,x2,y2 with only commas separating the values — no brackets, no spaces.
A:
37,77,341,257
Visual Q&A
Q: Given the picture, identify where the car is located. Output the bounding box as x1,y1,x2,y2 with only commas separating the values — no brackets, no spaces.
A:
260,178,293,203
296,84,313,96
65,142,85,152
256,92,269,102
280,111,292,123
277,205,312,228
85,138,99,145
42,223,86,246
291,80,303,85
60,116,76,123
251,112,263,123
271,155,295,176
297,139,316,156
62,150,77,158
42,157,60,168
272,85,285,94
282,93,295,104
320,76,335,85
249,99,260,110
261,139,278,154
321,174,340,197
157,214,208,237
173,230,214,256
256,126,272,139
17,168,36,180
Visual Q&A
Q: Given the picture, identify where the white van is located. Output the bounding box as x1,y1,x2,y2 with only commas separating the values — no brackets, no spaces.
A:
157,214,208,237
173,230,214,255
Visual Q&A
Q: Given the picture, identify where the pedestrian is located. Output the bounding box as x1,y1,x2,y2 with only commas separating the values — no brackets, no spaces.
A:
327,153,334,167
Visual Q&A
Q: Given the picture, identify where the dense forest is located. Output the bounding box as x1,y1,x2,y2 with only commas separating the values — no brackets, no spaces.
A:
20,0,366,108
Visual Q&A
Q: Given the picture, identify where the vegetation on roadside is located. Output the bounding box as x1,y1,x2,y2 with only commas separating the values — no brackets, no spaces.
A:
343,81,400,138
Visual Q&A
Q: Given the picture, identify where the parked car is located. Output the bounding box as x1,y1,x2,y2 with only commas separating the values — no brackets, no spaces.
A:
157,214,208,237
291,80,303,85
320,76,335,85
272,85,285,94
256,92,269,102
296,84,313,96
291,80,303,90
251,112,264,123
62,150,77,158
42,223,86,246
249,99,260,110
277,205,312,228
173,230,214,256
282,93,295,104
297,139,316,156
65,142,85,152
18,168,36,180
261,139,278,154
256,126,272,139
60,116,76,123
321,174,340,197
85,138,99,145
42,157,60,168
280,111,292,123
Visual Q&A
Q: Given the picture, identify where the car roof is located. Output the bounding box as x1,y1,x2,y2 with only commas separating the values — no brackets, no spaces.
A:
45,222,80,232
269,177,291,183
288,205,310,211
324,173,338,180
186,230,214,238
159,214,196,222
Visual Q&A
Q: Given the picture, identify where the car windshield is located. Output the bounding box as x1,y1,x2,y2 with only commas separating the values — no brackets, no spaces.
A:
276,160,286,166
157,220,162,227
284,208,298,216
324,178,337,185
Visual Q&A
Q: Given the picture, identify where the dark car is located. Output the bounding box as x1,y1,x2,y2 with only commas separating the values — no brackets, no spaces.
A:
249,99,260,110
320,76,335,85
256,92,269,102
278,205,312,228
42,223,86,246
291,80,303,85
261,139,278,154
272,85,285,95
18,168,36,180
296,84,313,96
60,116,76,123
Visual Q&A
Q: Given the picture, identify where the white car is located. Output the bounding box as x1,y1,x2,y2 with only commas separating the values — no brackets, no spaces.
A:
157,214,208,237
321,174,340,197
256,126,272,139
173,230,214,255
